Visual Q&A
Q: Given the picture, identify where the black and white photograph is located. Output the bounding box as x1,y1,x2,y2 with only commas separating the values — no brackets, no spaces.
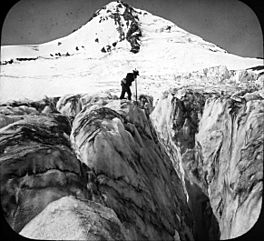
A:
0,0,263,240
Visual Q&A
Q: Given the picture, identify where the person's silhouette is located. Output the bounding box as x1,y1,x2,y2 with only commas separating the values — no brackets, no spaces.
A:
120,70,139,100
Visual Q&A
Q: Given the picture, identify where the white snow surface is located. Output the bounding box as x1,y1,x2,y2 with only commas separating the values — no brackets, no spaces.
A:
0,1,263,103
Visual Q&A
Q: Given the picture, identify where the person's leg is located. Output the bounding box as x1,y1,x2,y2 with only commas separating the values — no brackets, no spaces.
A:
127,87,132,100
120,85,126,99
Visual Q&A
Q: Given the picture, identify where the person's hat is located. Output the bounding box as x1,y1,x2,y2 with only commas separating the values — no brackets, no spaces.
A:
133,69,139,76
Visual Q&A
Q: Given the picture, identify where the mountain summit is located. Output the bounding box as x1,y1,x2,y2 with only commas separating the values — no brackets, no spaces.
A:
0,0,263,102
1,0,228,59
87,0,142,53
39,0,143,55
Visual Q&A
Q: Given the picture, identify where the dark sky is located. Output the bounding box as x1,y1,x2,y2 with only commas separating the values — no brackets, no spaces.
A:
1,0,263,58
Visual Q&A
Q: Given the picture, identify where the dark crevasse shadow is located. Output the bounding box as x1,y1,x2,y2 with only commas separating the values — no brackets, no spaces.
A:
185,178,220,241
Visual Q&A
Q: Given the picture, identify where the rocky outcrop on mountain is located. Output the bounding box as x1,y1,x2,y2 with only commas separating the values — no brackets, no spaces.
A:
0,58,39,65
151,78,263,239
20,196,128,240
89,1,142,53
122,3,142,53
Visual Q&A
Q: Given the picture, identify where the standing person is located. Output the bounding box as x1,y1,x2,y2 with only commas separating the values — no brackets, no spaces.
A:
120,69,139,100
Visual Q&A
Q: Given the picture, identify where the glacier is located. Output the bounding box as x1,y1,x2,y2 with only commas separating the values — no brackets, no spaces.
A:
0,1,263,240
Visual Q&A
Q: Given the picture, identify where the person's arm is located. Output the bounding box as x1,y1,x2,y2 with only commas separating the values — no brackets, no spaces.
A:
121,78,126,85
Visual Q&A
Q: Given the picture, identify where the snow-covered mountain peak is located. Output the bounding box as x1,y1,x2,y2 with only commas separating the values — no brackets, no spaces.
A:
86,0,142,53
1,0,228,61
1,1,144,61
91,1,130,16
0,1,263,103
86,0,227,54
0,0,255,61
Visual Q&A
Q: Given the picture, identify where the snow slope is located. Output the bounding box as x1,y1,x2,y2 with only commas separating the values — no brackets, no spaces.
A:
0,1,263,103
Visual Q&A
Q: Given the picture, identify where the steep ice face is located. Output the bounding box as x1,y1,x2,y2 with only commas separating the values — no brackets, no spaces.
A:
150,71,263,239
0,95,195,241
